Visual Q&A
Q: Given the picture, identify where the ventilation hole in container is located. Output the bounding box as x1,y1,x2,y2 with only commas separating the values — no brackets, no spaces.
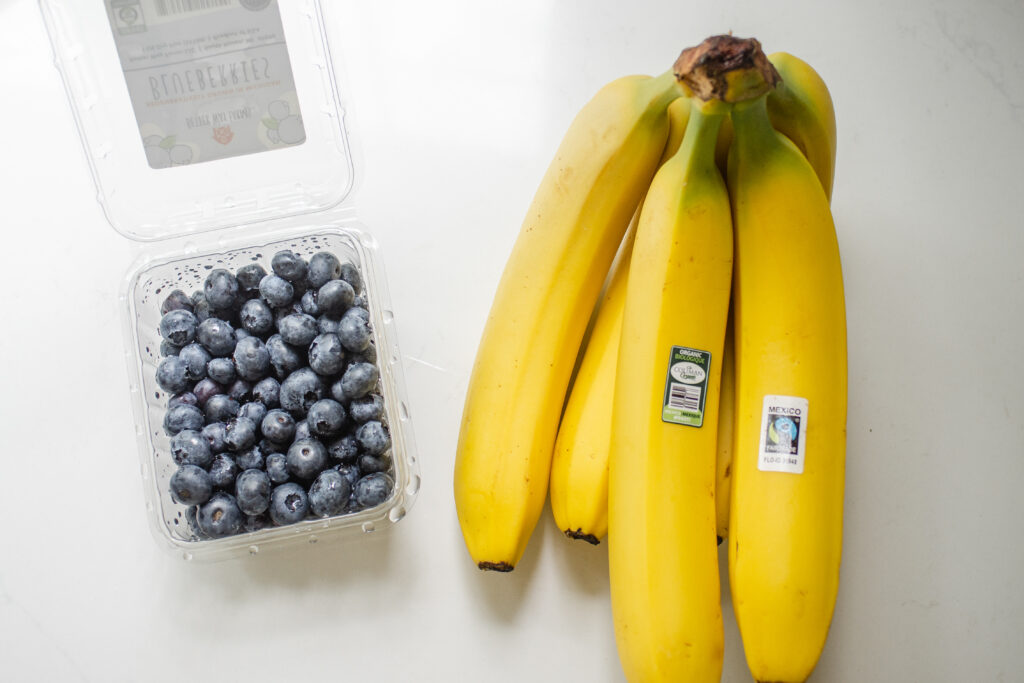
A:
362,522,375,533
249,545,259,555
388,506,406,523
381,310,394,324
173,518,179,525
130,384,139,394
399,402,410,421
308,535,318,544
183,551,193,561
406,475,421,495
390,354,398,366
146,501,154,512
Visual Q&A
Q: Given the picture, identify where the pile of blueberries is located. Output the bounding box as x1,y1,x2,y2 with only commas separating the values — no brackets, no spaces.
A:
154,249,395,540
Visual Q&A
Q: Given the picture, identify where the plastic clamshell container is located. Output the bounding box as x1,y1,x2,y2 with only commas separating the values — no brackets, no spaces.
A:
41,0,420,561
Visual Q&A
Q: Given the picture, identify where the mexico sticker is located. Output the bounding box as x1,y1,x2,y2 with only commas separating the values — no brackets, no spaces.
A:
757,395,809,473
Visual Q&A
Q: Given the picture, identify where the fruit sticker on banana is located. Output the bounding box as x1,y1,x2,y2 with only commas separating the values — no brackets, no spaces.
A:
757,395,809,473
662,346,711,427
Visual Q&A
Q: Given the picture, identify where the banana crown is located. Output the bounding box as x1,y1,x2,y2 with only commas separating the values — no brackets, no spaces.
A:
674,35,780,104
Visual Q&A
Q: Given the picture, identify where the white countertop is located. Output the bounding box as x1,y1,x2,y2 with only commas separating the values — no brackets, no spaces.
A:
2,0,1022,680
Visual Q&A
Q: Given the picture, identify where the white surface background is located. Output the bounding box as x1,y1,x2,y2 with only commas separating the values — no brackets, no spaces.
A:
2,0,1023,681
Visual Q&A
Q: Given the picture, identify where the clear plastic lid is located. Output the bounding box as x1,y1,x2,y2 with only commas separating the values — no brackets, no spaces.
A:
40,0,354,242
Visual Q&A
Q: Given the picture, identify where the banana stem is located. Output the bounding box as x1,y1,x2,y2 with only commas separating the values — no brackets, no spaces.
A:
676,104,726,173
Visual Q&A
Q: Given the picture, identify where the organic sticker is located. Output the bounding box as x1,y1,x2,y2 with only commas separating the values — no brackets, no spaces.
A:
104,0,305,168
662,346,711,428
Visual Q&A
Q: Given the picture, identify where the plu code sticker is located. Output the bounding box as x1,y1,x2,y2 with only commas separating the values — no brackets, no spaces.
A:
662,346,711,428
757,395,809,474
105,0,305,168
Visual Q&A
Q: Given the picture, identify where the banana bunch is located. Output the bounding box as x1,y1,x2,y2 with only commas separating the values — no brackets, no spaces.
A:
455,34,846,683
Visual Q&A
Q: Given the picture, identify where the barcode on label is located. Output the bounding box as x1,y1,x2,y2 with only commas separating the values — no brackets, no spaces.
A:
154,0,232,15
668,383,701,412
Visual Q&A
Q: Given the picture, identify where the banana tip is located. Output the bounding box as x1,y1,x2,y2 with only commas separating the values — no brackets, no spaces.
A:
478,561,515,572
564,529,601,545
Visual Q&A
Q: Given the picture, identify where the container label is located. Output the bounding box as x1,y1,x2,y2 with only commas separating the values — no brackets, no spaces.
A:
104,0,305,168
757,395,809,474
662,346,711,428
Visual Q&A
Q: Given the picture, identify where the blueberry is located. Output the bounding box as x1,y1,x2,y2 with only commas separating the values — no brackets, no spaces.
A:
349,394,384,423
236,442,265,469
240,298,274,336
293,420,312,442
191,291,213,322
266,452,290,484
328,434,360,463
348,342,377,365
198,492,243,538
318,315,342,335
167,392,198,410
277,313,318,347
164,404,204,436
317,279,355,317
353,472,393,508
335,462,360,490
307,252,342,289
234,327,251,341
271,250,308,283
159,309,198,346
177,343,210,381
238,401,267,426
356,421,391,455
308,469,350,518
170,465,213,505
224,417,258,452
245,512,271,533
336,362,378,400
266,334,305,378
192,378,223,407
279,368,323,416
352,295,367,309
286,438,328,481
197,318,236,357
269,482,309,525
259,274,294,308
161,289,194,315
233,336,271,381
338,310,371,352
204,269,239,310
204,394,240,422
261,409,296,443
252,377,281,408
227,379,252,403
170,429,213,467
235,469,272,515
339,262,363,293
155,356,189,394
206,357,236,386
307,399,346,438
160,340,182,357
236,263,268,293
208,454,238,489
308,333,346,376
345,306,370,324
358,452,390,474
300,290,320,316
201,422,228,453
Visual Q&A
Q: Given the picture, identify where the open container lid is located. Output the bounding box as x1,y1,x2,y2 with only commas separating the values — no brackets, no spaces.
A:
40,0,354,242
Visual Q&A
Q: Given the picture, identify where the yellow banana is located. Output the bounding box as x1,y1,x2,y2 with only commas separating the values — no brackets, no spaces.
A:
715,50,836,542
608,51,736,677
767,51,837,199
454,71,683,571
549,97,691,545
727,54,847,683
